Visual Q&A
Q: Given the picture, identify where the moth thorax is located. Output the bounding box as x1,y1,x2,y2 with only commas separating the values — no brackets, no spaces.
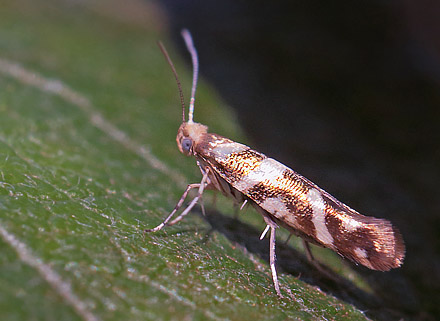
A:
176,121,208,155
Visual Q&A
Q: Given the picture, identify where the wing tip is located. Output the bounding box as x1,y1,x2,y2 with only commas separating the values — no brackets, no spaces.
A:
358,222,406,271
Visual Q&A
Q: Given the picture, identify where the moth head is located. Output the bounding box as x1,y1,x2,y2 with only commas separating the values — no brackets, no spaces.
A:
159,30,204,156
176,121,208,156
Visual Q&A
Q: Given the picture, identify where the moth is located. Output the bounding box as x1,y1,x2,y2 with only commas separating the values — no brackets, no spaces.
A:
146,30,405,297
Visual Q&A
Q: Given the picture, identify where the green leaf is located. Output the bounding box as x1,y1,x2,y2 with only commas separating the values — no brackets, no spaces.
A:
0,1,369,320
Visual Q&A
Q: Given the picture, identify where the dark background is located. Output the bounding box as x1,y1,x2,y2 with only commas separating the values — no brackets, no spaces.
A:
157,1,440,320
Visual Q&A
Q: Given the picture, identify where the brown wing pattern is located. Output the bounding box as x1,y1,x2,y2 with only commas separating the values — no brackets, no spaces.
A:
195,132,405,270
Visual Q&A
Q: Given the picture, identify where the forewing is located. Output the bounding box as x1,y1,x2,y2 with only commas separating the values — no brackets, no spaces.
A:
195,133,404,270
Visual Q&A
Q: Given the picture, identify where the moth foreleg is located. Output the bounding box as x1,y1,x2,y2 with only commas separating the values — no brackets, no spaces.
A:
167,169,210,226
145,183,200,232
145,170,210,232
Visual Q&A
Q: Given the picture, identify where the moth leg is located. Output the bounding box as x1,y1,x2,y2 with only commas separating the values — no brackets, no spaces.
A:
259,224,270,240
232,199,247,219
268,223,282,297
199,196,206,216
302,239,315,262
240,199,248,211
284,233,293,245
301,240,336,280
145,170,209,232
167,168,210,226
233,196,248,218
261,217,283,298
144,183,200,232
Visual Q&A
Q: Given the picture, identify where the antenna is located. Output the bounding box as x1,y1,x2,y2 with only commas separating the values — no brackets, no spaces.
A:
157,41,186,123
181,29,199,123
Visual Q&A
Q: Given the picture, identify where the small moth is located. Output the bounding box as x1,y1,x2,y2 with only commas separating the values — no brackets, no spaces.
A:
146,30,405,297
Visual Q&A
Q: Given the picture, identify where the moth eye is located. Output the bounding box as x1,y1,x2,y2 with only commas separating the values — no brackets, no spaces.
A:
181,138,193,152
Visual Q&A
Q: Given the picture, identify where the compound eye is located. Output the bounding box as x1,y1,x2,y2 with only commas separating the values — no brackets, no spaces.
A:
181,137,193,153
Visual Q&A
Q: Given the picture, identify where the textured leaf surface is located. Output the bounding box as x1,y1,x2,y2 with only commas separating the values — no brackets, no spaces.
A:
0,1,369,320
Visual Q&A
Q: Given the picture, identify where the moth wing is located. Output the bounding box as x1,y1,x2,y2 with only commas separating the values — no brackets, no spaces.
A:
197,136,405,270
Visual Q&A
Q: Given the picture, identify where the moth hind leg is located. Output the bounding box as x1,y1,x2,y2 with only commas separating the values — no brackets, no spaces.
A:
261,216,283,298
302,239,315,263
301,239,326,272
301,240,342,282
291,237,329,274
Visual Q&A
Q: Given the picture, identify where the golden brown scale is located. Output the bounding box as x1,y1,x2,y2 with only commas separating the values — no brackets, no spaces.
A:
321,194,405,270
224,150,264,177
216,150,404,270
